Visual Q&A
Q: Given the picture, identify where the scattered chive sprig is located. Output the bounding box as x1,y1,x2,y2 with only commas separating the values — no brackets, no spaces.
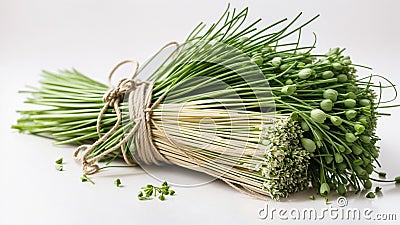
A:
138,181,175,201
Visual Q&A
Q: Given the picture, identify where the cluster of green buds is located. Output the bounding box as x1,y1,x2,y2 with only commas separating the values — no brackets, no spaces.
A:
303,48,381,196
241,42,388,197
259,116,310,199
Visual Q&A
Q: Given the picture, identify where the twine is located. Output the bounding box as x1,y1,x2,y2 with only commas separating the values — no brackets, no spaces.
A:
73,59,171,175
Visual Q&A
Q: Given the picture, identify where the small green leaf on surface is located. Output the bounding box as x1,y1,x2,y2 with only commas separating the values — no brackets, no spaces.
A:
366,192,375,199
114,178,121,187
375,187,382,193
55,157,63,164
55,164,63,171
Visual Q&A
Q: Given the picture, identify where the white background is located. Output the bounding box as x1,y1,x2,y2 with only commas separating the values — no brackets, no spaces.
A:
1,0,400,225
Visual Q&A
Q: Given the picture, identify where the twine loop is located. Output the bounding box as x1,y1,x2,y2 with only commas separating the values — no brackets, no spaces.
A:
73,42,180,175
73,59,169,175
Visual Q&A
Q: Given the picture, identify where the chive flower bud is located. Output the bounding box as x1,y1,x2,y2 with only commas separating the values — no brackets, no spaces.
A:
354,124,365,134
342,59,352,65
271,57,282,67
323,89,338,102
290,112,299,121
251,54,263,66
337,145,346,153
239,37,250,43
332,62,343,71
298,68,313,79
285,79,293,85
344,99,356,108
321,71,334,79
325,156,333,164
395,176,400,183
337,74,348,82
327,47,339,55
353,159,363,166
352,145,363,155
334,153,344,163
301,138,316,152
361,106,371,115
337,183,346,196
359,99,371,107
345,133,357,142
321,59,330,65
281,85,296,95
364,180,372,189
319,57,329,63
362,156,371,166
371,149,379,158
320,183,330,196
311,109,326,123
301,121,310,131
280,63,290,71
354,166,368,179
330,116,342,126
360,135,370,143
345,110,357,120
358,115,368,126
262,45,273,53
320,99,333,111
365,164,374,174
347,84,357,92
297,62,306,68
345,92,357,99
337,163,347,171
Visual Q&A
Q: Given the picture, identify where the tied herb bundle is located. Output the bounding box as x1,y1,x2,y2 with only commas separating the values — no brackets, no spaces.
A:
13,6,399,199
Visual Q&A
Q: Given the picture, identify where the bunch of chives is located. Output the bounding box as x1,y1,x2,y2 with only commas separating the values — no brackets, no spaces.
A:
13,6,399,199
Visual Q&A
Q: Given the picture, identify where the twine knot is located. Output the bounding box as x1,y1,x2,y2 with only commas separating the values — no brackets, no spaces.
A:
73,59,170,175
102,78,132,106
